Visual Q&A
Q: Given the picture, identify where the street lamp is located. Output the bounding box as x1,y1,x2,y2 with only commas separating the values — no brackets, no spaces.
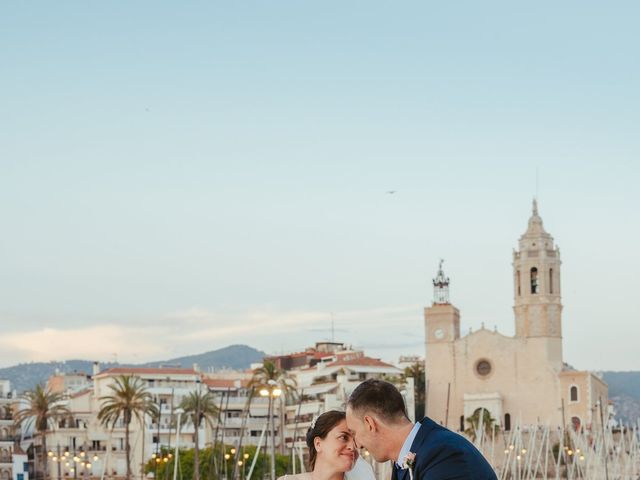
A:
243,453,249,480
224,452,231,480
259,380,282,480
173,408,185,480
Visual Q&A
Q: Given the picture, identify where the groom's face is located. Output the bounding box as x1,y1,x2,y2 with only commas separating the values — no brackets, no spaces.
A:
346,406,385,462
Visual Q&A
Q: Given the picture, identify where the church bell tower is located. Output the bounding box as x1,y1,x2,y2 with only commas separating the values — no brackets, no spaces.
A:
425,260,460,344
513,200,563,364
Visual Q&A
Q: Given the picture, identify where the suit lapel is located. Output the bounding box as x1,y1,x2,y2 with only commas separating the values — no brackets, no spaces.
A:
405,417,438,480
409,417,435,454
394,463,408,480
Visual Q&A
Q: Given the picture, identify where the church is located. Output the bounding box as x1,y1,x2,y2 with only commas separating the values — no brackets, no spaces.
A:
424,201,608,433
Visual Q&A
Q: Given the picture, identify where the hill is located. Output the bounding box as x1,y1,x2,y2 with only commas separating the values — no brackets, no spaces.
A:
0,344,265,393
601,371,640,425
144,344,265,371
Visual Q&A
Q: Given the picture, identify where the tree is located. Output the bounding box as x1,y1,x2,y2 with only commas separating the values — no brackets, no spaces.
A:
179,389,220,480
402,361,426,420
248,361,297,402
249,361,297,479
98,375,156,480
13,384,70,480
464,407,498,443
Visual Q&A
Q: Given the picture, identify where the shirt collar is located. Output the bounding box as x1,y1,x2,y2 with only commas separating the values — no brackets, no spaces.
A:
396,422,421,468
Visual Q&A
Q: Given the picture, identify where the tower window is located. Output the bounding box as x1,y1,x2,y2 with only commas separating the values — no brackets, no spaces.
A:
459,415,464,432
570,385,579,402
504,413,511,431
549,268,553,294
530,267,538,294
517,270,521,296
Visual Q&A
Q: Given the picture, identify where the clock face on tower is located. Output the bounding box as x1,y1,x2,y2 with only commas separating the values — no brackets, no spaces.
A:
434,328,445,340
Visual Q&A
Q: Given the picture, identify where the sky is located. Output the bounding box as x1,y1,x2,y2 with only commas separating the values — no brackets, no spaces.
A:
1,1,639,371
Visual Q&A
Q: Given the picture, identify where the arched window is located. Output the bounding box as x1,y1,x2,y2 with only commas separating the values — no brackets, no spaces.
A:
504,413,511,431
460,415,464,432
517,270,521,296
530,267,538,294
549,268,554,294
571,416,581,431
570,385,579,402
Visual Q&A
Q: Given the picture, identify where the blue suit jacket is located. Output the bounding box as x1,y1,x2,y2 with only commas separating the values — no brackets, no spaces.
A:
391,417,496,480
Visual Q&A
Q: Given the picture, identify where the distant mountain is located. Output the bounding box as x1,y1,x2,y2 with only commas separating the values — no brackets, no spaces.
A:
143,344,265,372
0,345,265,393
601,371,640,425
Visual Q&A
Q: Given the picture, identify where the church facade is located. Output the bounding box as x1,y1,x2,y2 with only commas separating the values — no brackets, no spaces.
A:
424,201,608,432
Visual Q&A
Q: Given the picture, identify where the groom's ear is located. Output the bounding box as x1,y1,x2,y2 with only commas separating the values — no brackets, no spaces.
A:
363,415,377,432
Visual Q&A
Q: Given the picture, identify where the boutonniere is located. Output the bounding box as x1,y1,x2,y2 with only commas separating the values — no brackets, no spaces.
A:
402,452,416,480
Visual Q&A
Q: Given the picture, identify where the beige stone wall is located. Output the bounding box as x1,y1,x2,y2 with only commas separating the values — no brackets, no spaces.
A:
424,204,608,433
558,371,609,430
426,329,564,430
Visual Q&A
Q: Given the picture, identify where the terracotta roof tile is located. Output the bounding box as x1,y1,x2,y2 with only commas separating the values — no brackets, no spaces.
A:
327,357,395,368
96,367,198,377
202,378,250,389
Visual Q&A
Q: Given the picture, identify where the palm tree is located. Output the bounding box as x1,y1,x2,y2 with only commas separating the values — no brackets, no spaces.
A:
249,360,297,480
13,384,70,480
402,361,426,420
179,388,220,480
248,361,297,402
464,407,498,443
98,375,156,480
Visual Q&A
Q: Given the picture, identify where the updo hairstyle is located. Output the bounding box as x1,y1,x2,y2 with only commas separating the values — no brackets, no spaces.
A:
305,410,346,470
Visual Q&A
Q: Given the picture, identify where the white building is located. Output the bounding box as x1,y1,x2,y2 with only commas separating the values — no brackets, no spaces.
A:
0,379,17,480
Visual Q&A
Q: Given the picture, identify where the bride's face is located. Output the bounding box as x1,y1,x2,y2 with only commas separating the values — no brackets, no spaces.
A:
315,419,357,472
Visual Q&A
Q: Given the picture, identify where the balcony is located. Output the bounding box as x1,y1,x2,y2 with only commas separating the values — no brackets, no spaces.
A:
220,417,270,429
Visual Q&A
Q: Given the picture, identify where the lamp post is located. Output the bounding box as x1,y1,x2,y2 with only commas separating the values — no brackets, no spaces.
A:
224,452,231,480
48,444,62,480
172,408,184,480
243,453,249,480
259,380,282,480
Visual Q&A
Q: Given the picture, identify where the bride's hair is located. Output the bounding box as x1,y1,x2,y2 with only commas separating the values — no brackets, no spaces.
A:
305,410,346,469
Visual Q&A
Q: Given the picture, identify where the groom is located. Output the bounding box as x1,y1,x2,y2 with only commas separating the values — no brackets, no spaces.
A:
346,379,497,480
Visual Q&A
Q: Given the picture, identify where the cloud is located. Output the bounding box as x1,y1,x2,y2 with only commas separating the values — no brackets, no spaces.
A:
0,325,167,366
0,304,426,367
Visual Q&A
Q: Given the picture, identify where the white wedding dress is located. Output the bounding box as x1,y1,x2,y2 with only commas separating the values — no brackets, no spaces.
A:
345,457,376,480
279,456,376,480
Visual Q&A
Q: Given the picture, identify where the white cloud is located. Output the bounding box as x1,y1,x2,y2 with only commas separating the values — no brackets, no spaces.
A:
0,305,425,367
0,325,166,366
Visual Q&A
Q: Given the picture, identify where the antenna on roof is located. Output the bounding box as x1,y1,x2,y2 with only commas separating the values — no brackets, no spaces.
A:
330,312,335,342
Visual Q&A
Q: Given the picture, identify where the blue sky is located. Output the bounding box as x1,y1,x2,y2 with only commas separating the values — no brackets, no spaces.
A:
1,1,638,370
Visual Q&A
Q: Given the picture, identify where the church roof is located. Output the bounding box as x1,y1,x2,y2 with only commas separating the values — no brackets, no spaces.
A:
520,198,554,242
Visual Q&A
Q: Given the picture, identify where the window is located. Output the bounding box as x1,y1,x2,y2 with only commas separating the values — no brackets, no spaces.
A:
530,267,538,294
475,360,492,377
517,270,521,296
459,416,464,432
570,386,578,402
504,413,511,431
571,416,581,431
549,268,553,294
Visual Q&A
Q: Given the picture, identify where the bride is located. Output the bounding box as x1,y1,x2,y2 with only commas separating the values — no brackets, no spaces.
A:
278,410,376,480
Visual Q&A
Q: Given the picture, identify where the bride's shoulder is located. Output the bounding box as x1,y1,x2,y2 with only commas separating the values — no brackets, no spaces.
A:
277,474,312,480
